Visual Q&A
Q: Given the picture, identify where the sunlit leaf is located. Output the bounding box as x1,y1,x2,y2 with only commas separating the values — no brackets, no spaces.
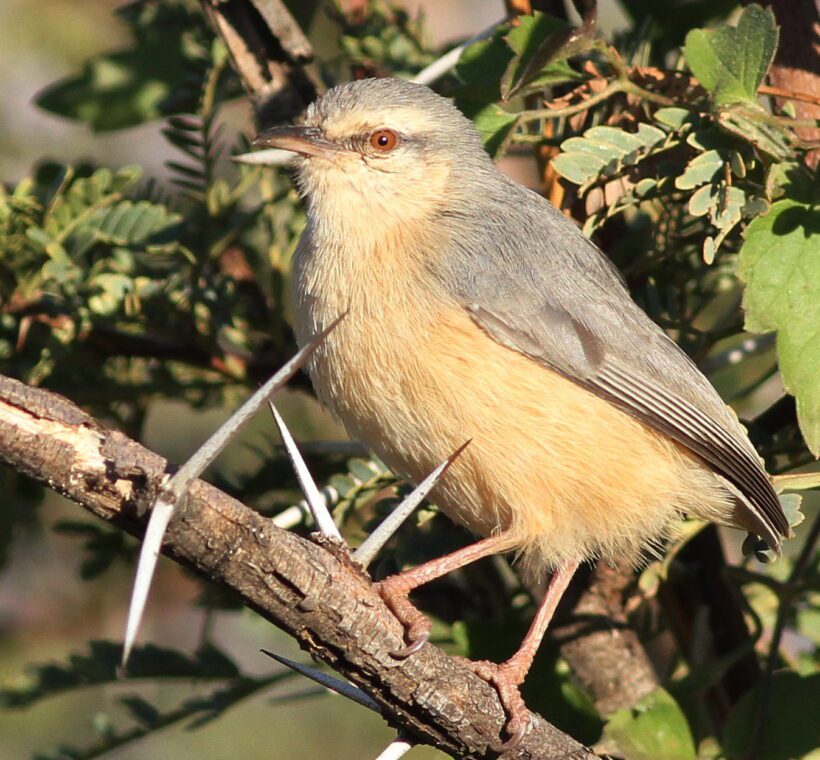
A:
739,195,820,454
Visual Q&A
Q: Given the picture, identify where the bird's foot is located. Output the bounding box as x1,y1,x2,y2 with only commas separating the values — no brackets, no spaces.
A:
376,576,432,657
453,656,532,752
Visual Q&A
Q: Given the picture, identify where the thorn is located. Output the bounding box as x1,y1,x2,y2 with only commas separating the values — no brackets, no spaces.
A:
232,147,297,166
121,493,174,666
121,316,345,667
260,649,380,712
269,402,342,541
411,17,508,86
353,441,470,568
271,503,310,530
372,736,413,760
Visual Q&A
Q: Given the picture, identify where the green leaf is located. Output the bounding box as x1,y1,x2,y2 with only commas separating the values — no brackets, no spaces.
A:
717,104,794,161
683,4,778,108
553,123,668,187
689,183,718,217
722,673,820,760
455,30,515,101
675,150,724,190
552,153,607,184
739,196,820,455
654,107,697,131
0,641,238,708
500,12,584,100
456,100,519,158
602,688,697,760
36,2,212,131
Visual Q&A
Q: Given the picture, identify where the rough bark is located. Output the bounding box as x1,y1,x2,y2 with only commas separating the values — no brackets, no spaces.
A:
199,0,324,125
0,373,598,760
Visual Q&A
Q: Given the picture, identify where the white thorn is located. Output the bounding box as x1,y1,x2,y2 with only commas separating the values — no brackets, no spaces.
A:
411,17,508,86
232,148,297,166
353,441,470,568
121,316,345,667
272,503,310,530
121,494,174,666
268,401,343,541
372,737,413,760
269,403,342,541
261,650,380,712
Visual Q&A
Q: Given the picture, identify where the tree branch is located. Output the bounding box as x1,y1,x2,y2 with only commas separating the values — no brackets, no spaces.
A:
0,373,598,760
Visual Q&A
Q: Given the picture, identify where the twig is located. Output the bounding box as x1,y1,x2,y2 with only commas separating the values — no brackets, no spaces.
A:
759,83,820,107
520,81,627,122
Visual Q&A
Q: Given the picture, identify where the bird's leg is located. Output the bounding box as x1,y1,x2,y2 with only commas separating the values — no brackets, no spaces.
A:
465,561,580,750
377,533,519,657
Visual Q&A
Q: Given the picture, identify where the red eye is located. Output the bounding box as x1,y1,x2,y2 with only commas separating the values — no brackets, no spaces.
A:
369,128,398,152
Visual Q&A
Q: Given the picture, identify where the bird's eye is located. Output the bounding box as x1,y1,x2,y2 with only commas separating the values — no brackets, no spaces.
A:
369,129,398,153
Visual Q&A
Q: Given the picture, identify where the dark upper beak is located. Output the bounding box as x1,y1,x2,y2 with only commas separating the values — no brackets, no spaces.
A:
252,125,341,159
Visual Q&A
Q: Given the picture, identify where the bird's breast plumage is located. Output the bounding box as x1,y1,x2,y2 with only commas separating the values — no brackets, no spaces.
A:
291,224,735,573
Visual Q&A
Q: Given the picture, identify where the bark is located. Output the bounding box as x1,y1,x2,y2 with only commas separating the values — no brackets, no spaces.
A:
199,0,324,125
0,373,597,760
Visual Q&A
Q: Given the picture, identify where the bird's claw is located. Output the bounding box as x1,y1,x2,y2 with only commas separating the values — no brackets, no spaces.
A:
376,577,432,658
389,627,430,658
457,658,532,753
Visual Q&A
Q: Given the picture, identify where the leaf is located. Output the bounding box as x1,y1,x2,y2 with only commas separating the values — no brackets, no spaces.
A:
717,104,794,161
654,107,698,131
602,688,697,760
739,197,820,455
683,4,778,108
456,100,519,158
35,2,212,131
500,12,585,100
722,673,820,760
675,150,725,190
552,153,607,184
455,29,515,101
0,641,240,709
552,124,668,186
44,166,142,241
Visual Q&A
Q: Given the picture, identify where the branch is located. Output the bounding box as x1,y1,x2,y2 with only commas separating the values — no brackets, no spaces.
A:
0,373,597,760
199,0,323,125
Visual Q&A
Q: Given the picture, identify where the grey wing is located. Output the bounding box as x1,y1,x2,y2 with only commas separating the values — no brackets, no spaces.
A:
436,183,788,550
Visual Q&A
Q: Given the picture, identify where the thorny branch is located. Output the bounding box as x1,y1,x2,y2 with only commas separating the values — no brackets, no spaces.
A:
0,373,598,760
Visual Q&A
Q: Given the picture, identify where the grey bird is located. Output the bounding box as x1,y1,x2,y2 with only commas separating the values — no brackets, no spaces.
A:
251,77,788,748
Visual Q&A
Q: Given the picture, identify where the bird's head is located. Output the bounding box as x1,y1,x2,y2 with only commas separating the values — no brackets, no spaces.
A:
248,78,494,230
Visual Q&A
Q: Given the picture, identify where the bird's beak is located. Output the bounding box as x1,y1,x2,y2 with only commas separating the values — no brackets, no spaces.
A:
233,126,342,166
254,125,341,157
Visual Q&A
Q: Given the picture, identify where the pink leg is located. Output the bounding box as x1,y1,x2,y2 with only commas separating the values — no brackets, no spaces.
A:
378,534,580,750
467,562,580,749
377,533,519,656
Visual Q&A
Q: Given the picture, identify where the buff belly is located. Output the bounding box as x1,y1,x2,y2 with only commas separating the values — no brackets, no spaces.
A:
292,248,734,574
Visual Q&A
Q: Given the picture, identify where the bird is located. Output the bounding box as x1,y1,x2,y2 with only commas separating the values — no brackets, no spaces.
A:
250,77,788,748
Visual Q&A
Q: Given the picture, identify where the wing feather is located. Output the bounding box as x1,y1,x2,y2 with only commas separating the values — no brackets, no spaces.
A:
434,177,788,550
